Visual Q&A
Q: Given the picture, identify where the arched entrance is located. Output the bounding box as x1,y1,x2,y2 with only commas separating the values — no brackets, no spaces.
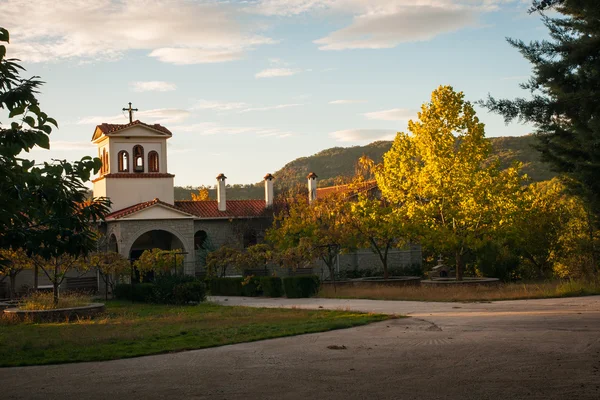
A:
129,229,186,261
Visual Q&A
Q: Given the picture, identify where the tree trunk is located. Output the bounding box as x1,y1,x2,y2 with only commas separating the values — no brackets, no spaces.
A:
9,273,16,300
34,264,39,290
53,264,59,306
455,251,463,281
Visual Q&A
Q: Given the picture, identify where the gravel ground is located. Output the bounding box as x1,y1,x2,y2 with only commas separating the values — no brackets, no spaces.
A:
2,296,600,400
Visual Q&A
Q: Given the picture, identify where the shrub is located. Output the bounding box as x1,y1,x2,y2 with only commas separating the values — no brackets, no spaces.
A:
114,282,155,302
241,275,261,297
260,277,283,297
132,283,156,302
114,276,207,304
173,281,207,304
113,283,131,300
283,275,320,298
209,277,244,296
152,274,196,304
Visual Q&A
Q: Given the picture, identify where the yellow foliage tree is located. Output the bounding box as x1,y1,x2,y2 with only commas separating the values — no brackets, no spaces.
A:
86,252,131,299
191,187,210,201
376,86,524,280
133,248,185,280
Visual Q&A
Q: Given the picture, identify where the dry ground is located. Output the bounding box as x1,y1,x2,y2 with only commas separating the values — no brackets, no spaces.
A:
3,296,600,400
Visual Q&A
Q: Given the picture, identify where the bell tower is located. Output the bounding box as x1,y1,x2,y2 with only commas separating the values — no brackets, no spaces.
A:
91,110,175,212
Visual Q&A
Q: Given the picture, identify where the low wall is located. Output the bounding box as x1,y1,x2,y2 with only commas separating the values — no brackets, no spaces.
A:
321,276,421,288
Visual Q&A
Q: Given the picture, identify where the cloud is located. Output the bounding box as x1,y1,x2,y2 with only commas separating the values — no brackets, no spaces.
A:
314,6,477,50
3,0,275,64
363,108,416,121
330,128,397,142
78,108,191,125
172,122,293,138
193,100,249,112
253,1,512,50
255,68,301,79
240,103,303,112
329,99,367,105
148,48,245,64
131,81,177,92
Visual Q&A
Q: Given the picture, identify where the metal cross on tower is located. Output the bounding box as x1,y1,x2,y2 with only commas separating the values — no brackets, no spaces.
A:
122,102,138,123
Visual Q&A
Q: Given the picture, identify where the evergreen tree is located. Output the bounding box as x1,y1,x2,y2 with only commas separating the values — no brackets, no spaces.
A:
482,0,600,231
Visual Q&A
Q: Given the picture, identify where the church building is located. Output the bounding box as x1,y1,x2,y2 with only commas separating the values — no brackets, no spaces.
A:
92,119,274,275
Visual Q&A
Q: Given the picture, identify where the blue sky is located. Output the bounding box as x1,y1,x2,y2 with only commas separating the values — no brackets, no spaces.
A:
3,0,543,186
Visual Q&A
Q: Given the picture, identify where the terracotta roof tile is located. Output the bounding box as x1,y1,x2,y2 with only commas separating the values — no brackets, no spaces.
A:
174,200,268,219
92,173,174,183
96,120,172,136
316,180,378,199
106,198,190,220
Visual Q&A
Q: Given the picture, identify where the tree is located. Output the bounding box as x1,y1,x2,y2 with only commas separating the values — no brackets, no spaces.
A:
31,254,86,304
481,1,600,270
267,191,350,281
345,157,414,279
191,186,210,201
377,86,524,280
0,248,33,299
86,252,131,300
205,246,240,278
236,244,273,273
133,249,185,280
0,28,110,304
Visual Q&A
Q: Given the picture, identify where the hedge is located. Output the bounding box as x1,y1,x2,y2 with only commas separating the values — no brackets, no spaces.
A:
114,276,206,304
282,275,320,298
114,283,155,302
259,277,283,297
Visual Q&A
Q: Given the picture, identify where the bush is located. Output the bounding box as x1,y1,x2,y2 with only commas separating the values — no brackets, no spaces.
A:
283,275,320,298
114,283,156,302
241,276,261,297
173,281,207,304
259,277,283,297
209,277,244,296
209,277,262,296
152,274,195,304
134,284,156,302
114,276,207,304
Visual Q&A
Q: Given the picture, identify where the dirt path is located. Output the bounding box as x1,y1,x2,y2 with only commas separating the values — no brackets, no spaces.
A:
3,296,600,400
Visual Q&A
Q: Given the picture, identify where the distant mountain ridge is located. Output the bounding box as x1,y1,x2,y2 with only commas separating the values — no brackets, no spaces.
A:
174,135,555,200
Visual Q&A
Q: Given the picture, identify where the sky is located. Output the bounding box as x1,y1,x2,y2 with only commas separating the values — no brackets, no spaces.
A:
2,0,544,187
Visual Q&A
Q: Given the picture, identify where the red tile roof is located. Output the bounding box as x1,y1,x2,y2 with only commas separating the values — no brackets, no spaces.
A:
105,198,192,220
316,180,378,199
174,200,268,219
96,120,172,136
92,173,175,183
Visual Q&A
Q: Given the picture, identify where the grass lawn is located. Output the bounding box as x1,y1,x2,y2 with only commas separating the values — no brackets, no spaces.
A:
318,279,600,302
0,301,388,368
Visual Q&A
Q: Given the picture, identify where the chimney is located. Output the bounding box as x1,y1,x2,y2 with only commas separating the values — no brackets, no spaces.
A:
216,173,227,211
264,173,274,208
307,172,318,204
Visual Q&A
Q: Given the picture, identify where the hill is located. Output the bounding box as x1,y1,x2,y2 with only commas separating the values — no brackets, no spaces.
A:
174,135,555,200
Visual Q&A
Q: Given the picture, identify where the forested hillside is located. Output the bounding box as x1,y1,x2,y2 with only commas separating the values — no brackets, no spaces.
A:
174,135,555,200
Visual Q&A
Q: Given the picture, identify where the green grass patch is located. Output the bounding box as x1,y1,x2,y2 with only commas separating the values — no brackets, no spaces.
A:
0,301,388,367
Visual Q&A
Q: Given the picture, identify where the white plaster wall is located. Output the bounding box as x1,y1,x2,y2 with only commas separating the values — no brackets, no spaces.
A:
93,177,107,199
121,205,191,220
109,139,165,173
105,177,174,211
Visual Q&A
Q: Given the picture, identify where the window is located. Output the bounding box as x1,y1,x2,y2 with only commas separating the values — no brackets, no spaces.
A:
148,151,159,172
133,145,144,172
101,148,108,175
118,150,129,172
